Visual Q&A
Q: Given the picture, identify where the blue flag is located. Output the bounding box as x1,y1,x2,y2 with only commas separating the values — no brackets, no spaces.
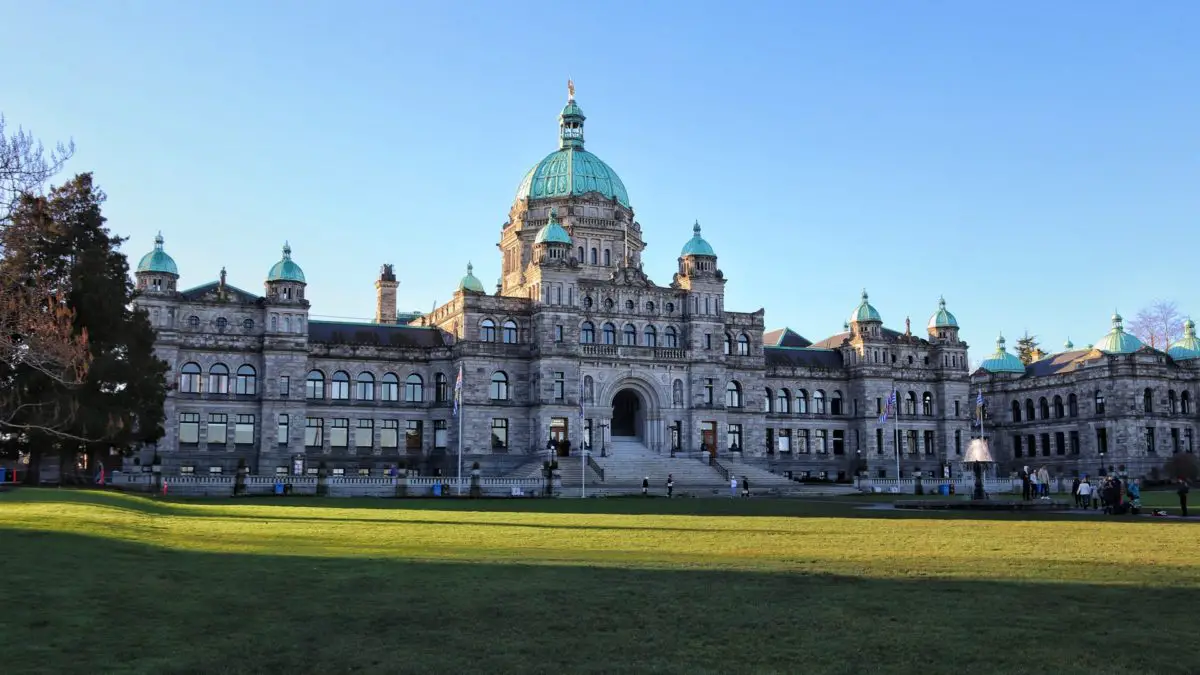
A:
452,365,463,417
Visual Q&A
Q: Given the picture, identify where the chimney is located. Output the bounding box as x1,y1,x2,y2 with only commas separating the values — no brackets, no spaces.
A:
375,264,398,324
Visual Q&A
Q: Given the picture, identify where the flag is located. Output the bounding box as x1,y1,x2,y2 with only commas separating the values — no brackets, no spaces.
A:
975,389,985,413
452,365,463,417
879,389,897,423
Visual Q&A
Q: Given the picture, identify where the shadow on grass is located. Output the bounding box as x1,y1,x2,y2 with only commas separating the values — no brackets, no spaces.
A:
1,527,1196,675
10,488,1193,527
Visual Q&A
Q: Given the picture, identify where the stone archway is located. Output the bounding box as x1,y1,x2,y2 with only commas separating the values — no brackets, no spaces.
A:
600,377,663,447
612,389,641,437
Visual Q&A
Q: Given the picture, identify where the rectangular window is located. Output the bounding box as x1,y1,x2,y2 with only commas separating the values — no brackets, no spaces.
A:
923,430,934,456
279,375,290,397
1070,430,1080,455
235,414,254,445
1172,427,1181,453
209,370,229,395
554,325,564,342
305,417,324,448
1013,434,1022,458
875,428,883,454
815,429,828,454
1186,428,1194,453
1145,426,1156,454
704,379,714,405
553,372,565,401
1055,431,1065,455
207,413,228,445
406,420,423,449
1040,433,1050,457
1097,427,1108,455
331,418,349,448
355,419,373,449
954,429,962,455
357,377,374,401
434,420,447,449
277,414,289,446
491,418,508,450
704,333,712,350
775,429,790,453
798,429,810,454
876,397,882,414
381,420,399,449
179,413,200,444
727,423,743,451
954,400,960,417
833,429,845,455
907,429,918,455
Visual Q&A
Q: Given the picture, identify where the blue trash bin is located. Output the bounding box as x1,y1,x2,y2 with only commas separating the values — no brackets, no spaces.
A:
0,468,6,484
433,483,442,497
939,484,950,496
274,481,284,495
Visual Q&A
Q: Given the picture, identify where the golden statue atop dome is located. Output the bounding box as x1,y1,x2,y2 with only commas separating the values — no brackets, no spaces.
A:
567,78,575,101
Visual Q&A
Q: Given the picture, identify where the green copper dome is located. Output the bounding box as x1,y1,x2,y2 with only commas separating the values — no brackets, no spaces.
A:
514,90,631,208
980,335,1026,374
1168,318,1200,361
850,289,882,324
1094,312,1144,354
458,262,485,294
267,242,306,283
534,208,572,245
1064,337,1075,350
680,221,716,257
927,295,958,329
136,233,179,276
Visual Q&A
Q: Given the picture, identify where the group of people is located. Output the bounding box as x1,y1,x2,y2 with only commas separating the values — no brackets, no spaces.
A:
639,474,752,498
1070,475,1141,514
1019,466,1053,500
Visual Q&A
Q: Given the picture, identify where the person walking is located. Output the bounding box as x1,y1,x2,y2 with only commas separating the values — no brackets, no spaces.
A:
1038,467,1051,498
666,474,674,498
741,476,750,498
1077,477,1092,510
729,475,738,498
1071,477,1081,507
1127,478,1142,515
642,476,649,497
1178,478,1190,517
1021,466,1032,501
1029,469,1040,500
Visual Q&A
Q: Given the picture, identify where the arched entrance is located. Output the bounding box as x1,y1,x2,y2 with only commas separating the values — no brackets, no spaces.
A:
612,389,641,438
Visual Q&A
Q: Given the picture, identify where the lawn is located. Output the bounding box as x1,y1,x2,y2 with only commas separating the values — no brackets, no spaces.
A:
1,489,1197,675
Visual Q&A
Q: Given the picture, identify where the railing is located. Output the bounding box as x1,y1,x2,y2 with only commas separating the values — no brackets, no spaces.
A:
586,454,605,482
109,472,558,498
581,344,687,361
710,457,730,482
855,477,1055,496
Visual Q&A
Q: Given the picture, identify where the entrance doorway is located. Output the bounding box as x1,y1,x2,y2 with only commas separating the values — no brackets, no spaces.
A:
612,389,640,437
551,417,569,456
701,421,717,455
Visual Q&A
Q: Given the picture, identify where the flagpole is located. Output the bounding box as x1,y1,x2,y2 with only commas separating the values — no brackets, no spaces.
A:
580,382,586,499
893,393,900,484
456,366,464,496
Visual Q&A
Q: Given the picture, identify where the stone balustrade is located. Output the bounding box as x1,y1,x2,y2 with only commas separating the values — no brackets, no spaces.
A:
110,471,557,498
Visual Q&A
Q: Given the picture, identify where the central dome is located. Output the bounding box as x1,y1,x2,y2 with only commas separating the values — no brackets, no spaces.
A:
514,89,631,208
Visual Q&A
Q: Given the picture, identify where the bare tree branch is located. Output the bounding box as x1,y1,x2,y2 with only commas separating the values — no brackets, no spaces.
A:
1128,300,1183,350
0,114,75,225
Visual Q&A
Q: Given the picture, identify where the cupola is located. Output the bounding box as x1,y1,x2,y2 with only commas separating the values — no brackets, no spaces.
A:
458,262,486,294
265,242,307,303
677,221,720,279
1093,312,1144,354
134,232,179,294
848,289,883,339
1168,318,1200,361
534,207,572,263
926,295,959,341
979,335,1026,374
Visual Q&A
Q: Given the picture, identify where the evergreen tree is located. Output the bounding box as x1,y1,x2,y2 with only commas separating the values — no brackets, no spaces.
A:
1015,332,1041,365
0,174,166,476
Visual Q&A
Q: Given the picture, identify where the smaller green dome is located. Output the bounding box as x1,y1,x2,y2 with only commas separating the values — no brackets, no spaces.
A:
927,295,958,329
850,289,882,324
267,242,306,283
1064,337,1075,350
136,232,179,276
1094,312,1144,354
680,221,716,257
980,335,1026,374
458,262,485,294
534,208,572,245
1168,318,1200,361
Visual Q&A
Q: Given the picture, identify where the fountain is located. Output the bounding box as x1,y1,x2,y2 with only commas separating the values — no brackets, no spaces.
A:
962,438,995,501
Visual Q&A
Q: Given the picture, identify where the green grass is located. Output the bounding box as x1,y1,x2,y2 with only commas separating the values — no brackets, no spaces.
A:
2,489,1197,675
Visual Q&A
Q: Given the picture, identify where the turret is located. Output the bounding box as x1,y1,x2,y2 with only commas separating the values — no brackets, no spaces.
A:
848,289,883,339
375,264,398,324
926,295,960,342
676,221,720,281
134,232,179,294
265,242,307,304
533,207,572,264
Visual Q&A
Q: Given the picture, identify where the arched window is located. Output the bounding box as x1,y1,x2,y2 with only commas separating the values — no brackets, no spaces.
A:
590,248,597,265
723,333,732,355
208,363,229,394
381,373,399,401
764,387,773,413
405,374,424,402
646,301,655,313
664,326,678,348
725,381,743,408
1038,397,1049,420
1182,391,1192,415
737,333,749,356
1068,393,1079,417
356,372,375,401
235,365,257,395
583,375,594,404
1168,390,1178,414
623,324,637,346
331,371,350,400
777,388,790,414
831,391,843,415
1053,395,1064,418
1011,400,1022,422
643,325,657,347
581,322,595,344
490,371,509,400
435,373,448,402
480,319,496,342
1094,391,1105,415
796,389,809,414
815,390,827,414
922,392,933,416
1026,399,1035,420
188,315,200,328
904,392,916,416
602,323,616,344
179,362,202,393
603,249,610,266
305,370,325,399
502,320,518,344
672,379,683,407
625,300,634,312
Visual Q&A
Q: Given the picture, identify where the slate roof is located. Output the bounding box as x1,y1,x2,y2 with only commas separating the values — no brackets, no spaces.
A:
179,281,261,304
308,321,446,348
762,328,812,348
809,328,929,350
1021,350,1103,377
764,347,844,370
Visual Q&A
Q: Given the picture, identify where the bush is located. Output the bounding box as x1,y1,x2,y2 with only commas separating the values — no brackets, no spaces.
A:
1164,453,1200,482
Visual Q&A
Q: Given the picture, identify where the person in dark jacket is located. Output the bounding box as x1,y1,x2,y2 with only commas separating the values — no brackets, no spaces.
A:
1179,478,1190,517
642,476,649,497
1020,466,1031,501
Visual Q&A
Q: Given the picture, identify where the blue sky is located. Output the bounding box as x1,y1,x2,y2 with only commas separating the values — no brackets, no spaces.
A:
5,0,1198,361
